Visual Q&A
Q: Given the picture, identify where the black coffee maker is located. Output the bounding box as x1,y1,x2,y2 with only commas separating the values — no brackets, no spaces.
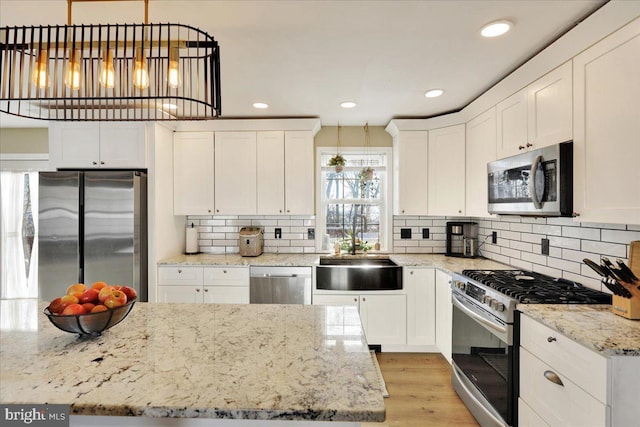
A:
446,221,478,257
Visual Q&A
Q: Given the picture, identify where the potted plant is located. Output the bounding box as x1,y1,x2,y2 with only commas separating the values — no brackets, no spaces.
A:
359,166,374,182
328,153,346,172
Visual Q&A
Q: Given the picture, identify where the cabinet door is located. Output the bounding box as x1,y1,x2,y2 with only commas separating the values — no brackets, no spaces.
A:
312,294,359,307
360,294,407,345
518,399,550,427
284,131,314,215
466,108,497,217
496,90,528,158
394,131,428,215
428,125,465,216
256,131,285,214
214,132,257,214
435,270,452,363
157,285,203,303
527,61,572,149
573,20,640,224
99,122,147,168
405,268,435,346
203,286,249,304
173,132,215,215
49,122,101,168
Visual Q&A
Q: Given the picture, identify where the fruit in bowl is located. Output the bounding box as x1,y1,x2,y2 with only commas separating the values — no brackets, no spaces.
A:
44,281,137,336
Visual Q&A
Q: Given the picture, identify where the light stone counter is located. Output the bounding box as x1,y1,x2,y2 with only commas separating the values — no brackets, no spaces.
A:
158,253,510,274
0,300,385,424
517,304,640,356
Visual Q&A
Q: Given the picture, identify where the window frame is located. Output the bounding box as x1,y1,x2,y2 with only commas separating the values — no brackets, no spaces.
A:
315,146,393,253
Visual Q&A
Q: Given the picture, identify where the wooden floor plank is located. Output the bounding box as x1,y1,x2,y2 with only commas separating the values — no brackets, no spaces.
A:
362,353,480,427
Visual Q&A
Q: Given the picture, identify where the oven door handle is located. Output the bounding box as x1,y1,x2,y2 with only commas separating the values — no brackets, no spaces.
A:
452,294,507,334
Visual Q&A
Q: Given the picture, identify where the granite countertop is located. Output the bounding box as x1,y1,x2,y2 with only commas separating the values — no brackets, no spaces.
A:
158,253,509,274
0,300,385,422
518,304,640,357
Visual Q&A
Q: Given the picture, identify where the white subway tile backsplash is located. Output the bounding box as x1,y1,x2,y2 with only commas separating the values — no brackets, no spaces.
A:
562,226,600,240
510,241,533,252
531,264,562,278
601,229,640,244
520,233,541,244
581,240,627,258
628,224,640,231
546,217,577,226
510,223,533,233
501,247,521,259
521,252,548,265
500,230,521,241
581,222,627,230
547,236,581,250
510,258,533,271
547,257,581,274
532,224,562,236
491,221,511,231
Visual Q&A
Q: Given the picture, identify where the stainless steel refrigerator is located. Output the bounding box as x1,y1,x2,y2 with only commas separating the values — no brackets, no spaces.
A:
38,171,147,302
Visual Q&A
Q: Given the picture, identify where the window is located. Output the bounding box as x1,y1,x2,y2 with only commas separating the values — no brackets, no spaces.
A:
316,147,391,252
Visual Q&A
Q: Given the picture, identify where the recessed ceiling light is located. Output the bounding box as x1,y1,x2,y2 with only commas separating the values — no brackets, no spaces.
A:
424,89,444,98
340,101,357,109
253,102,269,109
480,20,513,38
162,103,178,110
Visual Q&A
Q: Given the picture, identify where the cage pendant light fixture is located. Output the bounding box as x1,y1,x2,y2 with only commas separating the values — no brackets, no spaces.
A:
0,0,221,121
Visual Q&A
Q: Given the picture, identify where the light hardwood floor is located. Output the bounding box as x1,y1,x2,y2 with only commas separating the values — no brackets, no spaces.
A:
363,353,480,427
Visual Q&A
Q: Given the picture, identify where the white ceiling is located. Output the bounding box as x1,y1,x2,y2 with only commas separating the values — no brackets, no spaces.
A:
0,0,607,128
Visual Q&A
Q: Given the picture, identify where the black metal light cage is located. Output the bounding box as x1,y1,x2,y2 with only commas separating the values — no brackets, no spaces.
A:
0,23,221,121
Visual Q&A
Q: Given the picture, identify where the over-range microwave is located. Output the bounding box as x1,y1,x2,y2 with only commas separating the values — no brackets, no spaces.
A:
487,141,573,216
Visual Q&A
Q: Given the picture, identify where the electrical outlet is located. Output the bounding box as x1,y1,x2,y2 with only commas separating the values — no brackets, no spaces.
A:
275,228,282,239
422,228,430,239
491,231,498,244
307,228,315,240
400,228,412,239
541,238,550,255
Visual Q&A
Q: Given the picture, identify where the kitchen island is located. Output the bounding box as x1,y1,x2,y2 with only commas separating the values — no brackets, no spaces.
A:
0,300,385,426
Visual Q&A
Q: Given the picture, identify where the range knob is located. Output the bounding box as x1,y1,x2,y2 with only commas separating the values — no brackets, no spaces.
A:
485,297,495,307
495,302,506,312
454,281,466,291
489,299,499,309
482,295,492,304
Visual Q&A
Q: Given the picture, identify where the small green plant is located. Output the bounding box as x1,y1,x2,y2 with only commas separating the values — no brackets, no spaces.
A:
328,153,346,167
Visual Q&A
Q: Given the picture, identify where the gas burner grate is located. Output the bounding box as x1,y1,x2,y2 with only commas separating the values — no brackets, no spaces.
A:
461,269,612,304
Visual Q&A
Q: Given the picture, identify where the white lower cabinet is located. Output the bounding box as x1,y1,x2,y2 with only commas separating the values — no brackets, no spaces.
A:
157,266,249,304
405,268,436,346
313,293,407,346
519,313,640,427
434,270,452,363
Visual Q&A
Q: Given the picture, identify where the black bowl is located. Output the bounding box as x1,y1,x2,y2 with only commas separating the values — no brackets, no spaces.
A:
44,298,136,336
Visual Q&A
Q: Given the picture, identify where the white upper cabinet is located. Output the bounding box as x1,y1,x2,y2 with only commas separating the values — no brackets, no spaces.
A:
527,61,573,148
214,132,257,215
573,19,640,225
497,61,572,159
284,131,314,215
428,124,465,216
393,130,428,215
466,108,497,218
173,132,215,215
257,131,286,214
50,122,146,169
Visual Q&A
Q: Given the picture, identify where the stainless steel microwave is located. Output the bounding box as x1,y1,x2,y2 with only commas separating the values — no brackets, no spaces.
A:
488,141,573,216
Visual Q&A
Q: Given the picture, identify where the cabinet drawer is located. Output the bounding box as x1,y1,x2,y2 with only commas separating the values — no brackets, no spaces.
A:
203,267,249,286
158,266,203,285
518,398,550,427
520,315,607,402
519,348,608,427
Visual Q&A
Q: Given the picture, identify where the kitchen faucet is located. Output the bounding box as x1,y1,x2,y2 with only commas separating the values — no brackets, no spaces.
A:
351,213,367,255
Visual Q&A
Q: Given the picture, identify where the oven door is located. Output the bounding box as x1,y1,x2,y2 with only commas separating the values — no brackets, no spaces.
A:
451,293,514,427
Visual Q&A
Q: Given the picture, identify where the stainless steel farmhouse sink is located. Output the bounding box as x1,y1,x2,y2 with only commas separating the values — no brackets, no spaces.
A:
316,256,402,291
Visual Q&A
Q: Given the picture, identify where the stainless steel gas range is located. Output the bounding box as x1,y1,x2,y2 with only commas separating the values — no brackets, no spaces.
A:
450,269,611,427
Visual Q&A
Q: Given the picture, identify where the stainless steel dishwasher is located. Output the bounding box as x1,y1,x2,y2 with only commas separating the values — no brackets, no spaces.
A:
250,266,312,304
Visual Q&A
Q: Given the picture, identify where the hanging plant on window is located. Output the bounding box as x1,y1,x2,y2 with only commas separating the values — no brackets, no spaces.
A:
328,153,346,172
328,124,346,172
360,122,375,181
359,166,374,182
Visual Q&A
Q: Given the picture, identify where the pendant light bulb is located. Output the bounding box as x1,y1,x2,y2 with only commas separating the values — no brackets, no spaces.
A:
32,49,50,88
133,48,150,90
64,49,82,90
168,46,181,88
99,49,115,88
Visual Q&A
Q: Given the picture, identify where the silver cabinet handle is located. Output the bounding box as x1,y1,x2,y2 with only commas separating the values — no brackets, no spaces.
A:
92,161,98,165
100,161,105,165
354,298,358,302
410,271,414,275
452,294,507,334
195,288,200,292
178,269,182,274
204,288,209,292
518,145,526,150
526,143,533,148
547,336,556,342
544,370,564,387
223,270,227,274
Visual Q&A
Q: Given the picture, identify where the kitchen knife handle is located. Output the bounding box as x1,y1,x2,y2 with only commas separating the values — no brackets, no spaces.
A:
544,370,564,387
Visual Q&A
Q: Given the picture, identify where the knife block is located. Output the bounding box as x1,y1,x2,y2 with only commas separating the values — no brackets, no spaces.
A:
612,295,640,320
612,245,640,320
